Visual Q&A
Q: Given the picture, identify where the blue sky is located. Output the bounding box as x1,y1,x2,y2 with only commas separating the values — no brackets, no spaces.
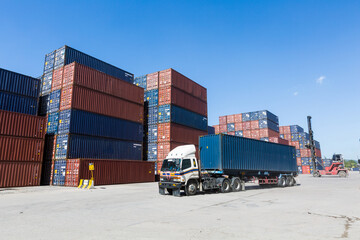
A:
0,0,359,159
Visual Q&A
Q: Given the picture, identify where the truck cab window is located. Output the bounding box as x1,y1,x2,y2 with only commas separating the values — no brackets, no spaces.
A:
182,159,191,170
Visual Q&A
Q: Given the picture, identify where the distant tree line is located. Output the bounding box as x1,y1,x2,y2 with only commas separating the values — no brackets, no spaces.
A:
344,160,359,169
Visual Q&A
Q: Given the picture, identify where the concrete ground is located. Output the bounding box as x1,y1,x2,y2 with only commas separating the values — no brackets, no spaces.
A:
1,172,359,240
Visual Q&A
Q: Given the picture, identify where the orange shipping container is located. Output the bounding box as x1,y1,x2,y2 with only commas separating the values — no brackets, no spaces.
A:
234,114,242,123
52,67,64,91
226,115,235,123
250,120,259,130
146,72,159,90
219,116,227,125
235,123,243,131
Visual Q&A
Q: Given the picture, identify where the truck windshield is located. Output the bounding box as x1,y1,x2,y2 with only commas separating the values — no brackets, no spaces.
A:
161,159,181,172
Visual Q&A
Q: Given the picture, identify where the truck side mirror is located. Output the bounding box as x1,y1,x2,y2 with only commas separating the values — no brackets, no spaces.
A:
358,159,360,164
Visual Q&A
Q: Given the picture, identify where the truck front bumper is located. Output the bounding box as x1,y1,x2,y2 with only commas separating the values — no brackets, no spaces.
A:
158,181,182,189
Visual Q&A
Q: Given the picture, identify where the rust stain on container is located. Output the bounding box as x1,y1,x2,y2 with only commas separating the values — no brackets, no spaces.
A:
0,162,42,188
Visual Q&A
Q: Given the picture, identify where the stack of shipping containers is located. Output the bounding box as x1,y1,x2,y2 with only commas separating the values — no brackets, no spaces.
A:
280,125,322,174
135,69,208,174
39,46,154,186
0,69,46,187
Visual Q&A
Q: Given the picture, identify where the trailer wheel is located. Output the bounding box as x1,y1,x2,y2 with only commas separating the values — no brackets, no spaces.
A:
220,178,232,193
313,172,320,178
231,178,241,192
278,177,286,188
185,180,198,196
338,171,347,178
288,177,295,186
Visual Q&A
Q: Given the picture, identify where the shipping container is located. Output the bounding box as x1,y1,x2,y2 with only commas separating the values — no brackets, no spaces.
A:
55,134,142,160
235,130,243,137
158,86,207,116
234,114,242,123
242,121,251,131
157,141,199,163
59,85,143,124
0,110,45,139
213,125,220,134
199,134,297,173
219,124,227,133
207,126,215,135
157,122,207,144
243,130,251,138
0,91,38,115
41,71,53,95
158,69,207,102
48,89,61,113
258,110,279,124
250,129,260,139
64,159,154,187
242,112,251,122
259,128,279,138
147,143,158,161
259,119,279,132
46,112,59,134
250,111,259,121
147,106,158,125
250,120,259,130
49,46,134,83
63,62,143,104
219,116,226,125
134,75,147,89
227,132,235,136
226,115,235,123
144,89,158,107
0,68,40,98
43,50,56,73
234,123,243,131
158,104,207,131
302,165,310,174
52,67,63,91
0,136,44,162
57,109,142,142
227,123,235,132
52,159,67,185
146,72,159,90
0,162,42,188
290,125,304,133
147,124,158,143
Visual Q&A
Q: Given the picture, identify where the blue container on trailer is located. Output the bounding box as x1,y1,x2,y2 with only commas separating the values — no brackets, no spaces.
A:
57,109,143,142
43,50,56,73
47,112,59,134
0,68,40,98
297,166,302,174
250,111,259,121
55,134,142,160
147,106,158,124
235,130,243,137
258,110,279,124
208,126,215,135
147,124,158,143
199,134,297,174
0,92,38,115
290,125,304,133
41,71,53,96
144,89,158,107
52,46,134,83
296,149,301,158
242,112,251,122
134,75,147,89
147,143,157,161
260,137,269,142
38,94,50,116
48,90,61,113
259,119,279,132
227,123,235,132
52,159,67,186
291,133,299,142
158,104,207,131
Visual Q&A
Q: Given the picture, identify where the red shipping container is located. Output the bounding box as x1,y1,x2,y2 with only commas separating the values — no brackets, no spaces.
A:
235,123,243,131
283,126,291,134
296,158,302,166
62,62,144,105
250,120,259,130
243,130,251,138
259,129,279,138
242,122,251,131
0,110,46,139
157,123,207,144
283,134,291,141
158,69,207,102
226,115,235,123
52,67,64,91
302,165,310,174
157,142,199,162
0,136,44,162
227,132,235,136
146,72,159,90
268,137,289,145
0,162,42,188
43,135,57,161
219,124,227,133
279,126,284,135
41,160,54,185
219,116,227,125
300,149,311,158
158,86,207,116
315,149,322,158
213,125,220,134
64,159,155,187
234,114,242,123
156,160,163,175
289,141,300,149
60,85,143,123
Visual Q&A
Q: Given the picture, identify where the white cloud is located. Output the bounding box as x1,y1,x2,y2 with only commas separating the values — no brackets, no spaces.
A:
293,91,298,96
316,75,325,84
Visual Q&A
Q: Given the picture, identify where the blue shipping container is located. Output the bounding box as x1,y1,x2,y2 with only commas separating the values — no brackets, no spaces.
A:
227,123,235,132
52,159,67,186
297,166,302,174
147,124,158,143
200,134,297,173
259,119,279,132
57,109,143,142
0,68,40,98
250,111,259,121
147,143,157,161
208,126,215,135
314,140,320,149
235,130,243,137
47,112,59,134
144,89,158,107
52,45,134,83
48,90,61,113
41,71,53,96
147,106,158,125
0,91,38,115
258,110,279,124
55,134,142,160
242,112,251,122
301,157,311,166
43,50,56,73
296,149,301,157
290,125,304,133
134,75,147,89
158,104,207,131
291,133,299,142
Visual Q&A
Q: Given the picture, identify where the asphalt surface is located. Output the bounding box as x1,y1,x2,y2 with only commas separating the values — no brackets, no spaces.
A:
1,172,359,240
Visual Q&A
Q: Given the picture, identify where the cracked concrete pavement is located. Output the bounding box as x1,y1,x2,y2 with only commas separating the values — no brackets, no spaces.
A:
0,172,359,239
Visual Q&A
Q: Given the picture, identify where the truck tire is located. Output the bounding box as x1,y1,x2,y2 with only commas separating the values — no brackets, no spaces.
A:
338,171,347,178
231,178,241,192
287,177,295,186
220,178,232,193
313,172,320,177
185,180,198,196
278,177,286,188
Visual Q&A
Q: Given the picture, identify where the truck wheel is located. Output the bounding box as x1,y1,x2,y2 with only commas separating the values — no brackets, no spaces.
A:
313,172,320,177
338,171,347,178
220,178,232,193
167,189,173,195
231,178,241,192
185,180,198,196
278,177,286,188
288,177,295,186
